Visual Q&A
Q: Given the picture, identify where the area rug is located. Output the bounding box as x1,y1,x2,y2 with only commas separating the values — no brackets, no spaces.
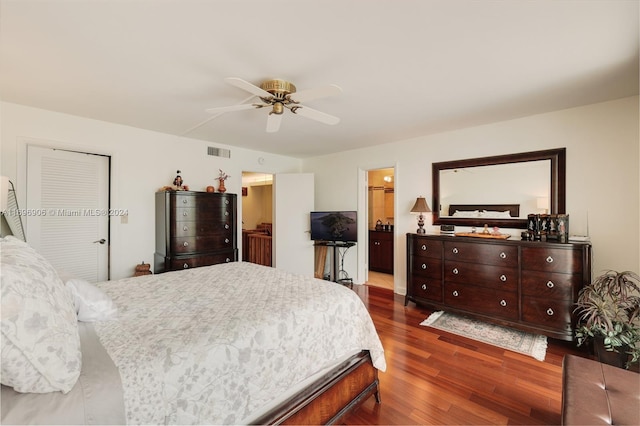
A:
420,311,547,361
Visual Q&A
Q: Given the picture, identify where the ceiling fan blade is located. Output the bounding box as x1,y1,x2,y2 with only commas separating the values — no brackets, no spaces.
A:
205,103,261,114
266,113,282,133
292,106,340,125
289,84,342,103
225,77,273,98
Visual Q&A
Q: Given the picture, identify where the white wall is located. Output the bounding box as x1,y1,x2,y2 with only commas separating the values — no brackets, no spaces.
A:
303,97,640,293
1,102,301,279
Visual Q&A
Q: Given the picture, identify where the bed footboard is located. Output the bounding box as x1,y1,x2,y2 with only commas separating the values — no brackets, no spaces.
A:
252,350,380,425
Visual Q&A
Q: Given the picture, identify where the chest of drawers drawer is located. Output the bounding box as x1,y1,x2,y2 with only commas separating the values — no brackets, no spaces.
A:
521,270,579,300
169,251,236,270
411,238,443,259
444,241,518,267
171,234,234,254
444,262,518,292
521,298,573,331
409,276,442,302
173,207,233,222
411,257,442,279
521,247,583,273
170,220,232,237
443,282,518,321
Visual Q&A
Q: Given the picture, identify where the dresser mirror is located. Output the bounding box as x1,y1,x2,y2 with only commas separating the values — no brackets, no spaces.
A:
432,148,566,229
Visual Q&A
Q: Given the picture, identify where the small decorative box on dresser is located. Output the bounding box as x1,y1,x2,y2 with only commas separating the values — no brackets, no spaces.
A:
406,233,591,340
155,191,238,273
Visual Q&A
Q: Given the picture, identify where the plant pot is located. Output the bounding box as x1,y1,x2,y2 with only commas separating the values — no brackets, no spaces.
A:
593,336,629,368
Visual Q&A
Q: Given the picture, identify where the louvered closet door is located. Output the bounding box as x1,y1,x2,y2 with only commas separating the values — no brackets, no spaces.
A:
26,146,110,282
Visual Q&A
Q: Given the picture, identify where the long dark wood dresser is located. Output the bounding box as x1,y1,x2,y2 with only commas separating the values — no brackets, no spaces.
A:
155,191,237,273
406,233,591,341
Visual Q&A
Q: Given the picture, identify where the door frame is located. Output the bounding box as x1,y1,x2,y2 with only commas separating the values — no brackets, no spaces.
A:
17,137,115,279
357,163,397,291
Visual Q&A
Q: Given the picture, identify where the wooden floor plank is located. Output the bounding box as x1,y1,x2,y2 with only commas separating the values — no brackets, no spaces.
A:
341,285,596,425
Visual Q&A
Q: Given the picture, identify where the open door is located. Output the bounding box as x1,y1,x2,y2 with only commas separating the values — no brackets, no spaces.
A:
273,173,314,276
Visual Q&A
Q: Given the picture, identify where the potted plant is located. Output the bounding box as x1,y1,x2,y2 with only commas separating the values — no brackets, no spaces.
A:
574,270,640,369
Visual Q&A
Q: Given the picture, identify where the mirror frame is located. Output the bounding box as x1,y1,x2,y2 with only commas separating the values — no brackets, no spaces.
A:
432,148,566,229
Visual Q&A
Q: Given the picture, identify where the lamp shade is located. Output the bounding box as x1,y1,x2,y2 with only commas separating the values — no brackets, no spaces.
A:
0,176,9,213
410,197,431,213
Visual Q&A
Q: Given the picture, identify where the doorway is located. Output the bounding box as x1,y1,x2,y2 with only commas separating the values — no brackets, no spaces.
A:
241,172,273,267
366,168,394,290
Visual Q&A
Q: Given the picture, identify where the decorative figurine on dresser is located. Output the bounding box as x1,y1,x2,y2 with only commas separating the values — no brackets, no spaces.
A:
405,233,591,341
155,190,238,273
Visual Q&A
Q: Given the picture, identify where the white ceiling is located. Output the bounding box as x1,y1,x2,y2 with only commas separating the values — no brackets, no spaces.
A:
1,0,638,158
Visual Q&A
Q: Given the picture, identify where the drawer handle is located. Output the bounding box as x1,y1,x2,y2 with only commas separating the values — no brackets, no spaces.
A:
546,281,555,288
452,247,459,254
420,244,427,251
546,256,554,263
546,308,554,316
452,290,459,297
183,225,188,231
421,263,427,270
225,224,229,229
499,252,507,259
183,211,188,216
182,199,188,204
225,238,230,244
421,284,427,290
225,199,229,205
183,241,189,247
500,299,507,307
183,263,189,269
452,268,459,275
225,257,231,262
500,274,507,282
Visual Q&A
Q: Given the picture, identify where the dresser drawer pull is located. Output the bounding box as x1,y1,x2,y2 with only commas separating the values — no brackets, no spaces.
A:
421,284,427,290
183,211,188,216
183,225,188,231
452,268,459,275
546,281,555,288
499,252,507,259
500,299,507,307
183,263,189,269
225,238,230,244
225,211,229,216
546,308,554,316
420,244,427,251
225,257,231,262
224,224,230,229
500,274,507,282
420,263,427,270
182,199,188,204
452,247,459,254
452,290,459,297
183,241,189,247
224,199,229,205
546,256,554,263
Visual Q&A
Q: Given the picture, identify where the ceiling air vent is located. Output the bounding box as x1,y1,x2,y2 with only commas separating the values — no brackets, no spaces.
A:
207,146,231,158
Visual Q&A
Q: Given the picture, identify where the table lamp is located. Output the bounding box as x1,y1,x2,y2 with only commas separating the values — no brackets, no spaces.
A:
410,196,431,234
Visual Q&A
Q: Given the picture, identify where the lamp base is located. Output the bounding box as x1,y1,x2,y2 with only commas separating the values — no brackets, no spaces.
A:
416,227,426,234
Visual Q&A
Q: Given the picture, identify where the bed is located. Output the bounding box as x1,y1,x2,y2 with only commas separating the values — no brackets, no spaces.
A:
0,236,386,424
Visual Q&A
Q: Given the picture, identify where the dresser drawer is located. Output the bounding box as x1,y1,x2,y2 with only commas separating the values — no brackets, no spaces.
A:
521,270,579,300
169,251,237,270
411,237,443,260
171,234,234,253
173,207,233,222
171,193,234,209
444,282,518,320
521,297,573,331
521,247,583,273
444,241,518,267
410,276,442,303
411,257,442,279
444,262,518,292
170,220,232,237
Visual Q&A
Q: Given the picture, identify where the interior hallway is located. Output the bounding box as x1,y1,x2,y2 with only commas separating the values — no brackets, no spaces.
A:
366,271,394,291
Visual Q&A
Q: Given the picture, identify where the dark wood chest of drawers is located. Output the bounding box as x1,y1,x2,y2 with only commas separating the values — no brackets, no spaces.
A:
406,233,591,340
154,191,237,273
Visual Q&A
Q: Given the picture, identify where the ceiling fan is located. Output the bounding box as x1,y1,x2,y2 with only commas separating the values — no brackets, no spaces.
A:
206,77,342,133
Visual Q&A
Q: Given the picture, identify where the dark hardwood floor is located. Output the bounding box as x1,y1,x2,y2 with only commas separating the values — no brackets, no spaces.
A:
342,285,591,425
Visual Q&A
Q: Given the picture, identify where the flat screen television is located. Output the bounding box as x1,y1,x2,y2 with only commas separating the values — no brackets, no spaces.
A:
310,211,357,243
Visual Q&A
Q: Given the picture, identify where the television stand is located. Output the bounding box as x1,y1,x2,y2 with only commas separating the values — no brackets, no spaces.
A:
315,241,356,285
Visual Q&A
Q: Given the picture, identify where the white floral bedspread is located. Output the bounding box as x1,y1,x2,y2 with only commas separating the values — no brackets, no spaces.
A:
94,262,385,425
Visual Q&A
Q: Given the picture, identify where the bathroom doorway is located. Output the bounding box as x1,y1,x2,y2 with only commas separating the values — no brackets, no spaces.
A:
241,172,273,267
366,168,394,290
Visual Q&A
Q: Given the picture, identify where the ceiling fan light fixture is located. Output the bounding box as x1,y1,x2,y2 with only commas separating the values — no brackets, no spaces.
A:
260,79,296,99
271,102,284,115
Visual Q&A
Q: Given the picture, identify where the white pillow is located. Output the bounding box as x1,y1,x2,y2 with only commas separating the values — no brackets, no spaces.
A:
66,278,118,322
480,210,512,218
452,210,480,218
0,236,82,393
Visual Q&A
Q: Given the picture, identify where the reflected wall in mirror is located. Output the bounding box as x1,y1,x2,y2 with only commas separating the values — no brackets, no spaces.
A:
432,148,566,229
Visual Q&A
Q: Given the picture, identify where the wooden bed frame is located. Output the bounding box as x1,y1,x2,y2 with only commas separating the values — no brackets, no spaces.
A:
448,203,520,217
252,350,380,425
